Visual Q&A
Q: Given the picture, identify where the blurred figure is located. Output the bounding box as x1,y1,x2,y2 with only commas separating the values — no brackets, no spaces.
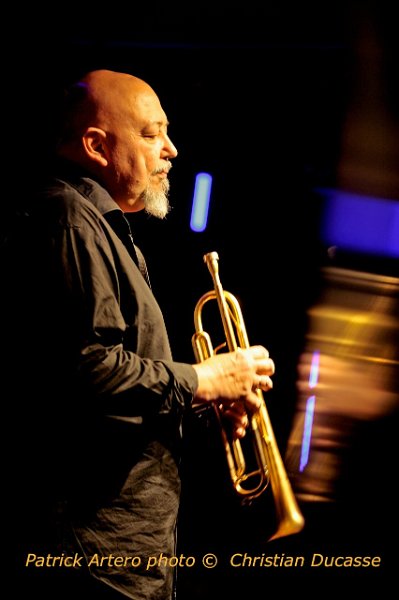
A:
285,265,399,549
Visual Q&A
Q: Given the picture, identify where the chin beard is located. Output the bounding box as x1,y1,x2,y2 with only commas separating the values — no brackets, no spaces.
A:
142,179,171,219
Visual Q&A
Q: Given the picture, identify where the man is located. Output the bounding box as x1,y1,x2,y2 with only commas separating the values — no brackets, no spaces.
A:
4,70,274,599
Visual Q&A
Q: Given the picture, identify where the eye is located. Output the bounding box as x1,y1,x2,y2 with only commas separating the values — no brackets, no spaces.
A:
142,130,160,139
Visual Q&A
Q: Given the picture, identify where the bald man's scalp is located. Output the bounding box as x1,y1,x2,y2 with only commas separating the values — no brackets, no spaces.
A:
58,69,157,144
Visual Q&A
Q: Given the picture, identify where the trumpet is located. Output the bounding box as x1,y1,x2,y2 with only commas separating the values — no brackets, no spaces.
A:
192,252,305,541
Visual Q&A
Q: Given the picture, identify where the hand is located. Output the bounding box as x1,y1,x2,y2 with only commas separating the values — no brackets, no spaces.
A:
218,400,250,439
192,346,275,437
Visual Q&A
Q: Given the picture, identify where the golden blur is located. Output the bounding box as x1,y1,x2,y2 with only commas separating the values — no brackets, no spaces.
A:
286,266,399,503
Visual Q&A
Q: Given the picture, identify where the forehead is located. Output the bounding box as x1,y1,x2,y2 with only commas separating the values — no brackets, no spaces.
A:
126,90,168,127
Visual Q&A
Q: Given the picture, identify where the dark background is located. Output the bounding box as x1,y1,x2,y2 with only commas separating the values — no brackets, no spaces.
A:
5,0,398,596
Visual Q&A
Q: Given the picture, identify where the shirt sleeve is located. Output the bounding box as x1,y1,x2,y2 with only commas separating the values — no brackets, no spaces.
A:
52,216,198,418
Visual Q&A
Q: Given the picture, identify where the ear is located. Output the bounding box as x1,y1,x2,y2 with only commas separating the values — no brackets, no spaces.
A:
81,127,109,167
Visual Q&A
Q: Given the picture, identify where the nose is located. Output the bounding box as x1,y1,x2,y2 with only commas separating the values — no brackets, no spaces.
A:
163,134,178,159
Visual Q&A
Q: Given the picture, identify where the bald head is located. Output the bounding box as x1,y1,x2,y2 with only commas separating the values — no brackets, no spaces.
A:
83,68,151,93
58,69,157,144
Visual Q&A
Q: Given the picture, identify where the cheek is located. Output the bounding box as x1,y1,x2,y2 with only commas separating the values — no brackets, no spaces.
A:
114,141,154,189
128,152,152,180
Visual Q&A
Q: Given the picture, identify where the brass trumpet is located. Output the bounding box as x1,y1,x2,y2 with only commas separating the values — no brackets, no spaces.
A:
192,252,305,541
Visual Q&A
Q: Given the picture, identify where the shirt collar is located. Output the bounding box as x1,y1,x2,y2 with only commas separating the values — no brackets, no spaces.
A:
53,158,122,218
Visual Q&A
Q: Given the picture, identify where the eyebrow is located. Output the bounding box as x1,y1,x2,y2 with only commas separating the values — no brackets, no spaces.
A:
147,119,170,127
141,121,169,133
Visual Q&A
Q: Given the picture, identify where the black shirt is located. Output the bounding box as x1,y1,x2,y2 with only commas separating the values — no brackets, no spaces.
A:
3,164,198,599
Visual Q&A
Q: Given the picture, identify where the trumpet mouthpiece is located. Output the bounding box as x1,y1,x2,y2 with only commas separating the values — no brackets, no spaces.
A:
204,251,219,263
204,252,220,278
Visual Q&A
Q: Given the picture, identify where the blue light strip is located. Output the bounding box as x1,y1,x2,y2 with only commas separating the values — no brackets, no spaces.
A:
299,395,316,472
190,172,213,232
299,351,320,472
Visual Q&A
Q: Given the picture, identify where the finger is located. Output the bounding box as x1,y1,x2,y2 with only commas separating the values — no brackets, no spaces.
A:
247,345,270,360
244,391,262,411
222,405,248,424
220,399,246,413
221,409,249,439
253,375,274,392
255,357,275,376
233,425,247,439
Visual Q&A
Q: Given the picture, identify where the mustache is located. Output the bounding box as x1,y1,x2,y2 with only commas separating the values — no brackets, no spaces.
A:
152,160,172,175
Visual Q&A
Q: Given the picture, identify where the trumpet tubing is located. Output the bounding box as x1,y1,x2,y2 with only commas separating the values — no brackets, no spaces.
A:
192,251,305,541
